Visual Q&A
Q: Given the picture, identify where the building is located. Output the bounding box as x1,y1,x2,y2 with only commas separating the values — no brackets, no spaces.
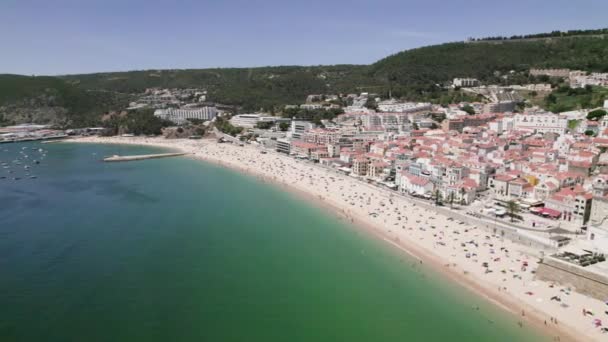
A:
441,114,496,133
376,100,432,113
229,114,290,129
276,138,291,154
291,141,324,159
544,185,593,225
483,101,517,113
291,121,316,140
300,104,324,110
154,107,218,124
590,176,608,226
400,173,433,195
352,156,370,176
513,111,567,134
529,69,570,78
453,78,480,87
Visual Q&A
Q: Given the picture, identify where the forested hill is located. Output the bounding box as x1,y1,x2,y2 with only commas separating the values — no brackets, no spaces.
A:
60,65,378,111
1,29,608,126
61,35,608,105
371,36,608,97
0,74,131,127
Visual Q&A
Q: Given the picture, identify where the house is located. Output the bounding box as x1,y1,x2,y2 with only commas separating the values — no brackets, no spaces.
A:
400,173,434,196
544,185,593,226
489,174,517,198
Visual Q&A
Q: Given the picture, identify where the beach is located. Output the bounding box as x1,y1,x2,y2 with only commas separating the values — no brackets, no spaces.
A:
74,136,608,341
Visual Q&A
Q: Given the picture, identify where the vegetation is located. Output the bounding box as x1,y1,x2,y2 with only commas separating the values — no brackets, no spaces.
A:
469,28,608,42
506,200,520,223
255,121,274,129
102,109,171,136
587,109,607,121
372,37,608,96
543,86,608,113
282,107,344,126
3,28,608,125
567,119,580,130
434,190,443,206
279,122,290,132
448,192,455,209
0,74,132,127
214,116,243,136
460,104,475,115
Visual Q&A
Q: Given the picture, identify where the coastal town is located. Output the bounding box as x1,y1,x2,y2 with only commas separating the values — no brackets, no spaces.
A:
22,70,603,340
4,1,608,340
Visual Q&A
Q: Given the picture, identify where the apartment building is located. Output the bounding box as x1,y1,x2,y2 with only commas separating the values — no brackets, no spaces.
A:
154,107,218,124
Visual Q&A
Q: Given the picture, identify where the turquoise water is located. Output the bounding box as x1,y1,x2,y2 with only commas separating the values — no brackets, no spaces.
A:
0,142,545,341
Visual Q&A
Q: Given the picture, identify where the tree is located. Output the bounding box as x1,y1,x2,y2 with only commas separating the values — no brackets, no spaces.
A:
448,192,455,209
460,105,475,115
279,122,290,132
255,121,274,129
364,98,378,110
506,200,520,223
459,187,467,205
587,109,607,121
585,130,596,136
434,190,443,206
545,93,557,104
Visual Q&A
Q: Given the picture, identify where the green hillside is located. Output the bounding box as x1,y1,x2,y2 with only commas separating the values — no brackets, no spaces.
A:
372,36,608,97
2,29,608,127
60,65,378,111
0,74,131,127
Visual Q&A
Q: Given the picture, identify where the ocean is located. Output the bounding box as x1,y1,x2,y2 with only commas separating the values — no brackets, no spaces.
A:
0,142,545,341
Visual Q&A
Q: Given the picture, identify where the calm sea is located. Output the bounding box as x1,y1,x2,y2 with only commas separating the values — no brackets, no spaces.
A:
0,142,545,341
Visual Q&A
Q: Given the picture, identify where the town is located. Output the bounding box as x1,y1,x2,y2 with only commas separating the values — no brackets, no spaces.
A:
116,73,608,304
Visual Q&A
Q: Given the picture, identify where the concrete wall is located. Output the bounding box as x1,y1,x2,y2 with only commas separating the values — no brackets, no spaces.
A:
536,257,608,300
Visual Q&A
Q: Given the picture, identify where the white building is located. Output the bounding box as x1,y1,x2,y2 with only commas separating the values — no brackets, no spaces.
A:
453,78,480,87
154,107,218,124
513,111,567,134
276,138,291,154
229,114,290,129
377,100,432,113
290,121,316,140
300,104,324,110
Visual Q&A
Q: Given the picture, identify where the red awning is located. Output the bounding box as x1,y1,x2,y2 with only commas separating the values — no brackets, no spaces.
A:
539,207,561,218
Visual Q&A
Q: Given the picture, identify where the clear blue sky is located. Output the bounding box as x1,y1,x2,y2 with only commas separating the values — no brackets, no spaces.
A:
1,0,605,75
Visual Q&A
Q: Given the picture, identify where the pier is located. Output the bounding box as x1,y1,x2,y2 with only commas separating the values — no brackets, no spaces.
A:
103,152,189,162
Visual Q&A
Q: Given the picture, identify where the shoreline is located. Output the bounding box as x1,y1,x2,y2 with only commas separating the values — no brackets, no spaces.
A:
68,136,601,341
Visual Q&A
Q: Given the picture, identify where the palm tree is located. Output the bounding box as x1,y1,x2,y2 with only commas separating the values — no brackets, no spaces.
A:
448,192,455,209
507,200,520,222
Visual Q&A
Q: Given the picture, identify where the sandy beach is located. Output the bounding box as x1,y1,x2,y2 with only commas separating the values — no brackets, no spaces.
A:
73,136,608,341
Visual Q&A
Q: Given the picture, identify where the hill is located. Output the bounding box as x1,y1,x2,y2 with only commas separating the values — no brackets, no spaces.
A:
371,36,608,98
60,65,378,112
0,74,131,127
1,29,608,126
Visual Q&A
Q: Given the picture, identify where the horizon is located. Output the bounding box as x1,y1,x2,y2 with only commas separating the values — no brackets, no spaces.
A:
1,0,607,76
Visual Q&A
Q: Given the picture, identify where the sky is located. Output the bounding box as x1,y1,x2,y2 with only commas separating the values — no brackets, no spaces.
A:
0,0,606,75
